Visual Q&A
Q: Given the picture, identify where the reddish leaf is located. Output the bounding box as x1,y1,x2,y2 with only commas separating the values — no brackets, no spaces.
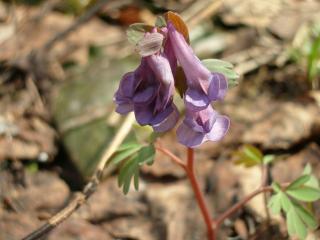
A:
164,11,190,44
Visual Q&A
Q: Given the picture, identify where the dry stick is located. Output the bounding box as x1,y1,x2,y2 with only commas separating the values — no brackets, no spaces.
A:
43,0,109,51
22,113,136,240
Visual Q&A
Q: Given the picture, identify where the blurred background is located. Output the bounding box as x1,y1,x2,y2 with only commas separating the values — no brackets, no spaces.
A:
0,0,320,239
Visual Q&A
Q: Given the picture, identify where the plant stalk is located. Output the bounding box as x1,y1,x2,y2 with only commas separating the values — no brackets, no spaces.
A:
186,148,215,240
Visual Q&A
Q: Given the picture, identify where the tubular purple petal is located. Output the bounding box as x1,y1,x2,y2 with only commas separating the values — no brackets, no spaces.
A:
167,23,211,91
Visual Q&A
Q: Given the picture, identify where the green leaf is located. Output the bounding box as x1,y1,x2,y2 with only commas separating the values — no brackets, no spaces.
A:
117,144,155,194
287,186,320,202
303,164,312,175
287,175,311,190
126,23,153,45
202,59,239,88
305,175,319,189
121,160,137,194
243,145,263,163
137,145,155,166
133,169,140,191
280,192,292,212
234,144,263,167
287,206,308,240
263,154,275,165
117,142,142,152
110,145,141,165
202,59,234,68
303,164,320,189
155,16,166,27
118,156,135,187
268,193,282,214
307,33,320,86
294,203,318,229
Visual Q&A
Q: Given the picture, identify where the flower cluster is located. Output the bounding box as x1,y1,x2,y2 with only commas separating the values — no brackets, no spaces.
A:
114,18,230,148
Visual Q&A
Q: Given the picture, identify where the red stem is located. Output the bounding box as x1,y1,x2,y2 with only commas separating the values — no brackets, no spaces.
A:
186,148,215,240
212,186,273,228
155,146,187,170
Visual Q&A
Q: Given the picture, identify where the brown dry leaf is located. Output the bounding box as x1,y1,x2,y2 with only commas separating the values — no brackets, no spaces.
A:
0,5,124,64
221,0,320,40
49,218,113,240
0,85,56,161
2,171,70,213
219,91,320,150
145,181,206,240
102,216,162,240
0,212,41,240
222,0,282,28
242,101,320,150
165,11,190,44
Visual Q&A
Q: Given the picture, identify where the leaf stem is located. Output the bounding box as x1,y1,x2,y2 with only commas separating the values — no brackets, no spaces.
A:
155,145,187,170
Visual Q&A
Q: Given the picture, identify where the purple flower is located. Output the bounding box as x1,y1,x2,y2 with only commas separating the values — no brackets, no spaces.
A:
114,20,231,147
167,22,227,111
114,52,179,132
177,104,230,148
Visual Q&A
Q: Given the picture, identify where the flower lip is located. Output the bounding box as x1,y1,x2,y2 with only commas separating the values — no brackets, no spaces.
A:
177,105,229,148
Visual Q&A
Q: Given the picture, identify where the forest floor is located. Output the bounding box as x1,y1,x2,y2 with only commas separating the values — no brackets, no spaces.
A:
1,0,320,239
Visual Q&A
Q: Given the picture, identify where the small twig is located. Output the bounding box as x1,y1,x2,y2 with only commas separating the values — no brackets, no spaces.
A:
212,183,290,228
22,113,135,240
212,186,273,228
183,0,223,28
43,0,109,51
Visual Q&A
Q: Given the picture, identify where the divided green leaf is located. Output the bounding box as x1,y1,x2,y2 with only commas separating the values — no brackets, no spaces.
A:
233,144,263,167
287,175,311,190
202,59,239,88
294,202,318,230
287,206,308,240
116,144,156,194
269,165,320,240
286,165,320,202
303,164,319,189
268,193,282,214
287,186,320,202
110,145,141,165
